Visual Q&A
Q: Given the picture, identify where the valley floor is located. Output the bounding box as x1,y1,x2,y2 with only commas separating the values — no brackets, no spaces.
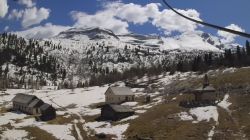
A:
0,67,250,140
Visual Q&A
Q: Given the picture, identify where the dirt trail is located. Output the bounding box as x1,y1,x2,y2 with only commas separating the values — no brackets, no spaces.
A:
216,106,246,140
45,91,85,140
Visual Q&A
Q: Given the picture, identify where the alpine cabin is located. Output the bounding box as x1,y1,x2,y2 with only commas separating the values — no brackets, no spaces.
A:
12,93,56,121
101,104,135,121
105,87,135,104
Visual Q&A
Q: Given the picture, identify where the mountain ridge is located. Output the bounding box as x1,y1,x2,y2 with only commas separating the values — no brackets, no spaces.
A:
53,27,231,52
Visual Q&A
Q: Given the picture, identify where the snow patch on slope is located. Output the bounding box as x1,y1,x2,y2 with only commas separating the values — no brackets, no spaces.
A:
38,124,75,140
1,129,29,140
208,126,216,140
84,122,129,140
178,112,193,121
218,94,232,111
190,106,218,123
0,112,27,126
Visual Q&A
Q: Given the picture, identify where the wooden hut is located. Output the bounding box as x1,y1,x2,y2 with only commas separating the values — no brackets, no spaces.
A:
101,104,134,121
38,103,56,121
179,74,216,108
193,74,216,102
28,99,44,114
12,93,56,121
105,87,135,104
12,93,38,114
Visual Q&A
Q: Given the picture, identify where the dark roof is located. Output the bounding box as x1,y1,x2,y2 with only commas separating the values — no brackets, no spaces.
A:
12,93,37,105
109,105,134,113
194,85,216,93
108,87,134,96
39,103,52,111
28,99,43,108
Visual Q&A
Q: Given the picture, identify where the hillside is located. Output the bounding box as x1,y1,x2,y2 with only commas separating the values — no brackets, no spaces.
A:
0,67,250,139
1,30,250,140
53,27,224,51
125,67,250,139
1,28,250,89
0,30,220,87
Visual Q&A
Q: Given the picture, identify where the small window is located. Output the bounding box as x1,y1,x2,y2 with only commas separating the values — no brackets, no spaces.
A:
125,96,128,101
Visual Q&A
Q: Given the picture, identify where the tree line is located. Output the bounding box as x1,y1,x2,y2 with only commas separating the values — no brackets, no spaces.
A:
88,40,250,86
0,33,67,89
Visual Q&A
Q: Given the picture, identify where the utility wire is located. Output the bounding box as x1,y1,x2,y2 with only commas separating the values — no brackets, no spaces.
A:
162,0,250,38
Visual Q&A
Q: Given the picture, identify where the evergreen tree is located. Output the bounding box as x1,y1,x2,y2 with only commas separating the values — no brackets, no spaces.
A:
246,40,250,56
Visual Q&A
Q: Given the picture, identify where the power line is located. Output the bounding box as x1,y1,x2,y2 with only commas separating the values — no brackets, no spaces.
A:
162,0,250,38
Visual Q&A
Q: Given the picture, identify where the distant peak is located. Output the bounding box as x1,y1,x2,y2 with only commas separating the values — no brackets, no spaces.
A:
56,27,119,40
61,27,115,35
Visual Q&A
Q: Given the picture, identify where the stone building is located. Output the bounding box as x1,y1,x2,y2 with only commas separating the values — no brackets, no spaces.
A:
105,87,135,104
12,93,56,121
101,104,134,121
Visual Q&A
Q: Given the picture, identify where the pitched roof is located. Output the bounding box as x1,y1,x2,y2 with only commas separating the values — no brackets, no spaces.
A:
12,93,37,105
109,104,134,113
109,87,134,96
28,99,43,108
194,85,216,92
39,103,52,111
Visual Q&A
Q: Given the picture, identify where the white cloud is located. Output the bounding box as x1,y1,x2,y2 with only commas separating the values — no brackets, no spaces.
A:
15,23,70,39
71,2,201,35
14,2,204,40
0,0,9,18
115,3,161,25
8,9,24,20
115,2,202,35
71,10,129,34
18,0,35,7
7,2,50,28
152,9,202,35
217,24,245,44
21,7,50,28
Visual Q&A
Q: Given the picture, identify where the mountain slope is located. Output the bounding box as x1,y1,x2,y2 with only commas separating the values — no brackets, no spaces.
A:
43,28,226,82
2,27,241,86
118,33,164,48
56,27,119,41
54,27,224,52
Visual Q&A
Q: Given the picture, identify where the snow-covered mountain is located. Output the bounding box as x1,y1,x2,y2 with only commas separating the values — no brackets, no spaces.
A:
2,27,234,83
53,27,227,52
44,27,226,78
118,33,164,48
56,27,119,41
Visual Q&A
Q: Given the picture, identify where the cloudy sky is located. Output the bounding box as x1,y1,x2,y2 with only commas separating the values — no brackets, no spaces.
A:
0,0,249,44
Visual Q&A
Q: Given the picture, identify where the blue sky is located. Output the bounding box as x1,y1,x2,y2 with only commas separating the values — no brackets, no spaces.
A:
0,0,249,44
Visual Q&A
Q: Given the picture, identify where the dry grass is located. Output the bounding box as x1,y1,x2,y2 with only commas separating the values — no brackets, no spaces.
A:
76,123,96,140
125,94,213,140
125,67,250,140
0,123,13,138
0,107,8,114
82,115,100,122
211,68,250,87
228,94,250,139
22,126,57,140
189,68,250,89
71,121,97,140
71,125,79,140
47,115,75,125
